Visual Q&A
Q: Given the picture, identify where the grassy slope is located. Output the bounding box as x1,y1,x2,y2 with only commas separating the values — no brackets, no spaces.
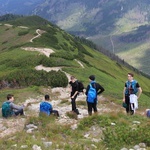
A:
0,15,150,150
0,16,150,107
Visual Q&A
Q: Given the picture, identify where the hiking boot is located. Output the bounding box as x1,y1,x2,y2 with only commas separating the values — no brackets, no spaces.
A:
74,109,80,115
130,110,134,115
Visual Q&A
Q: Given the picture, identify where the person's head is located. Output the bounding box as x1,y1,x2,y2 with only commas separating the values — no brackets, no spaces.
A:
7,94,14,102
89,75,95,81
146,109,150,118
127,73,134,81
45,95,50,101
70,76,76,83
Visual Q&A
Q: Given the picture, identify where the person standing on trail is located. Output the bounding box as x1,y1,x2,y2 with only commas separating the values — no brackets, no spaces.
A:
2,94,24,118
69,76,80,115
85,75,105,116
123,73,142,115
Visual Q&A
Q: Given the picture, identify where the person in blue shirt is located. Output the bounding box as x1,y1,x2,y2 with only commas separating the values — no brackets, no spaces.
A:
85,75,105,116
40,95,59,117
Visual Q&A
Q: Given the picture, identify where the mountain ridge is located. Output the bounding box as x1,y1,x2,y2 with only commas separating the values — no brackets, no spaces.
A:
0,15,149,101
0,0,150,75
0,15,150,150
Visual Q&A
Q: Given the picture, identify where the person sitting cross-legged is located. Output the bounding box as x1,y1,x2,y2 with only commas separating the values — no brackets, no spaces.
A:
2,94,24,118
39,95,59,117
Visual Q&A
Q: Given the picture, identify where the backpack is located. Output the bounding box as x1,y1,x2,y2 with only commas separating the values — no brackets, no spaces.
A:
76,80,84,92
125,80,138,95
2,101,12,118
40,102,52,116
87,83,97,103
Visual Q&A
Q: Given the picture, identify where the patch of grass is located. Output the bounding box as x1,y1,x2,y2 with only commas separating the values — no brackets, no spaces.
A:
66,111,78,120
76,100,86,106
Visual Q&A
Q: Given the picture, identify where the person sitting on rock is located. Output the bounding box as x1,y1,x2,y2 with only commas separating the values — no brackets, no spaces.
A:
2,94,24,118
39,94,59,117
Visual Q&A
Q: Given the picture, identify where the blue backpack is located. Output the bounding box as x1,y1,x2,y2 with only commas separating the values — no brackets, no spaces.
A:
125,80,138,95
87,83,97,103
40,102,52,116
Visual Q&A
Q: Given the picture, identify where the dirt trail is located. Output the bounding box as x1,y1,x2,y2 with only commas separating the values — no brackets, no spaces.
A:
75,59,84,68
30,29,41,42
22,47,55,57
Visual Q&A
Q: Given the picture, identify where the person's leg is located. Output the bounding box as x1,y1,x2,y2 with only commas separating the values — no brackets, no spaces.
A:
71,95,77,112
125,95,130,114
14,109,24,116
87,102,92,115
130,103,135,115
51,110,59,117
93,102,98,113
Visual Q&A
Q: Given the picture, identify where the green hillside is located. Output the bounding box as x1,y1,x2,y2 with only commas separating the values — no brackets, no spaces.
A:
0,15,149,105
0,15,150,150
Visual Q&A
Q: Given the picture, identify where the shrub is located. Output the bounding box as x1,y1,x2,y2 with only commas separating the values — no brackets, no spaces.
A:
18,30,29,36
51,52,74,60
1,69,68,88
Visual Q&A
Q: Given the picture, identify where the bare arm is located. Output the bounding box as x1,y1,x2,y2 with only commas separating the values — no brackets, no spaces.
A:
137,87,142,99
71,91,78,98
123,87,126,102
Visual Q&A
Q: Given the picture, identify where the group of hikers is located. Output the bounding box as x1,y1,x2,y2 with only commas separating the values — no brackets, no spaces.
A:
1,73,150,118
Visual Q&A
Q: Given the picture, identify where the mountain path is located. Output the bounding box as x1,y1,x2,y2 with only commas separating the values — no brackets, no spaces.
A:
30,29,41,42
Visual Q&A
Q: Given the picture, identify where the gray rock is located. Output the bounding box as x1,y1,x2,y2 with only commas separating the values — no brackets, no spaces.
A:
120,148,128,150
21,145,28,149
26,124,38,129
134,145,140,150
133,121,141,124
111,122,116,126
91,144,97,149
32,144,42,150
139,143,146,148
43,141,52,148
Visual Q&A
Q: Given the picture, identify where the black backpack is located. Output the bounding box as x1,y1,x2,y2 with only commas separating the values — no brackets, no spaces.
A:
76,80,84,92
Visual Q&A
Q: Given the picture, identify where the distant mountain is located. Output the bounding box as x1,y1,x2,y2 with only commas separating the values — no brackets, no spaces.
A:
0,0,150,75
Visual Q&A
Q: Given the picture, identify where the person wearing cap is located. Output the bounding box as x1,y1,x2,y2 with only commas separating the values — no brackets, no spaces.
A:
85,75,105,115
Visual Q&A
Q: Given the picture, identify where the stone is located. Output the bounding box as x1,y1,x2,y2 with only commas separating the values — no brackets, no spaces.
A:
21,145,28,149
111,122,116,126
134,145,140,150
139,143,146,148
43,141,52,148
120,148,128,150
32,144,42,150
133,121,141,124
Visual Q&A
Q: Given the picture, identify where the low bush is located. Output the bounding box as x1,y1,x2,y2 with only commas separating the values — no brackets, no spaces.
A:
18,30,29,36
0,69,68,88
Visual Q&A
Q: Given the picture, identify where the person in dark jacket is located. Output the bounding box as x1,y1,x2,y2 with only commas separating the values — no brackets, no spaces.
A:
69,76,79,114
86,75,105,115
